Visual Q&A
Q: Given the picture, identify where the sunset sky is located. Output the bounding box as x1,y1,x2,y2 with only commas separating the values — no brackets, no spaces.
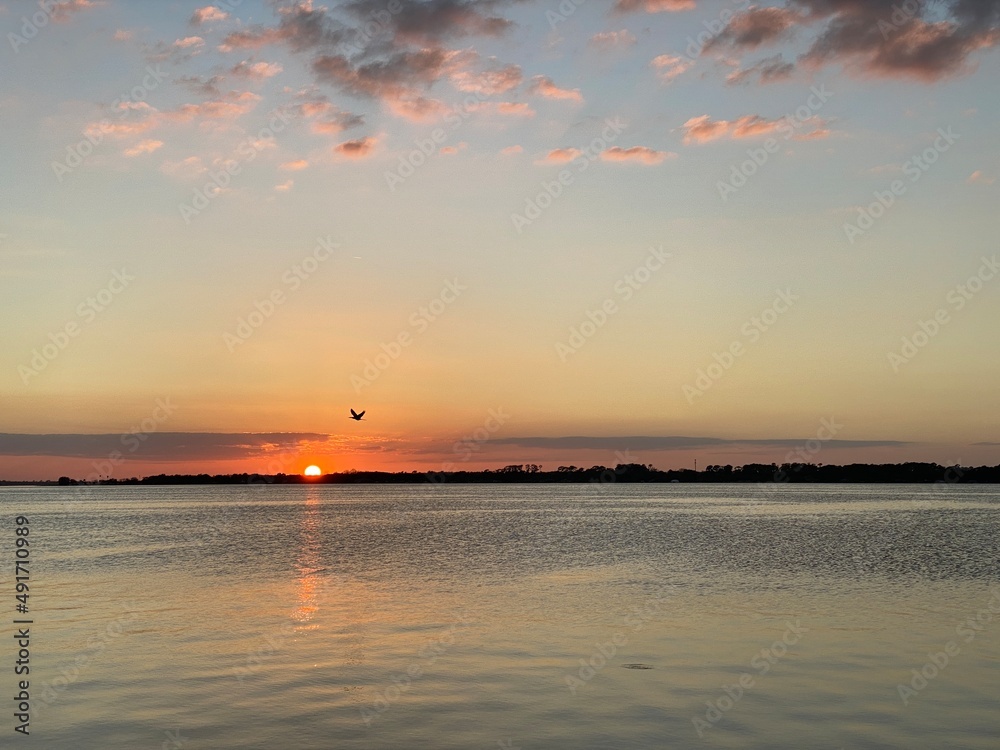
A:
2,0,998,479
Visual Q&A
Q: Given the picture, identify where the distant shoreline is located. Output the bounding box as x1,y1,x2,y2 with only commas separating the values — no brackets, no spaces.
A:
3,461,998,486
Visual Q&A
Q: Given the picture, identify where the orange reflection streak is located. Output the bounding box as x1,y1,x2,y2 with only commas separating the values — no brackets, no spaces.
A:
293,490,323,627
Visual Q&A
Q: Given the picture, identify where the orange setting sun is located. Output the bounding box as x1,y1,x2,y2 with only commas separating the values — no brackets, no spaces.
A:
303,465,322,477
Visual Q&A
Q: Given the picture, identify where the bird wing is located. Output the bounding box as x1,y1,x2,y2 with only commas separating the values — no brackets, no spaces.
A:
351,409,359,418
357,410,365,418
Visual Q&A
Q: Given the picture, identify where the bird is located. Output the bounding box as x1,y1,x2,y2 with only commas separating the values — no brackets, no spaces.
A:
350,409,365,421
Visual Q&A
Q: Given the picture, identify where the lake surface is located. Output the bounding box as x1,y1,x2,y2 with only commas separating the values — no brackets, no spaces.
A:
2,483,999,749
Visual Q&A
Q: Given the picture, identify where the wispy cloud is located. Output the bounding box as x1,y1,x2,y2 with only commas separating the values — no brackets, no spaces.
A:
49,0,106,23
590,30,637,50
529,75,583,102
0,433,331,461
650,53,694,82
493,436,909,451
601,146,675,165
537,147,582,164
123,139,164,157
230,60,283,79
726,54,795,85
681,113,827,144
613,0,695,14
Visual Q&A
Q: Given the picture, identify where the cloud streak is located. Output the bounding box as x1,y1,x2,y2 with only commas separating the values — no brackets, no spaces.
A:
601,146,675,164
492,436,910,451
0,433,331,461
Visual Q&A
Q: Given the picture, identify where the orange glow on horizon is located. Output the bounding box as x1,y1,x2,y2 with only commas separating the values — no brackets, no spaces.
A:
303,465,322,477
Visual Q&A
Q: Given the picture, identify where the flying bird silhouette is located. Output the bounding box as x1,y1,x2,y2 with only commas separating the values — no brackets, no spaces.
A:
350,409,365,421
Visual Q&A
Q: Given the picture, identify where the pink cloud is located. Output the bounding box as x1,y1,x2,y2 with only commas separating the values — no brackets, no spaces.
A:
173,36,205,49
191,6,229,25
601,146,675,165
451,64,522,94
680,115,731,144
651,54,694,82
171,92,262,121
439,142,468,155
529,76,583,102
681,113,831,144
500,145,523,155
280,159,309,171
113,29,132,42
793,126,831,141
84,92,261,145
292,99,365,134
732,114,787,138
537,148,582,165
231,61,283,79
589,30,637,50
160,156,206,178
384,95,450,122
84,119,158,140
333,136,378,160
218,28,286,52
49,0,105,23
681,114,780,144
496,102,534,117
968,170,995,185
274,179,294,192
123,139,163,157
614,0,694,14
468,101,535,118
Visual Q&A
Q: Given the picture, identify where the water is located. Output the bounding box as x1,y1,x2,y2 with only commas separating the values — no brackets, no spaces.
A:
2,483,999,749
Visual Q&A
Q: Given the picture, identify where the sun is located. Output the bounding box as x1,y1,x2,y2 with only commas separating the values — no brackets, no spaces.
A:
303,465,322,477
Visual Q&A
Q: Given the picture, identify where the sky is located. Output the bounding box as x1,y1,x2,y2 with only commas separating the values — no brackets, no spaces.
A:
1,0,998,480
